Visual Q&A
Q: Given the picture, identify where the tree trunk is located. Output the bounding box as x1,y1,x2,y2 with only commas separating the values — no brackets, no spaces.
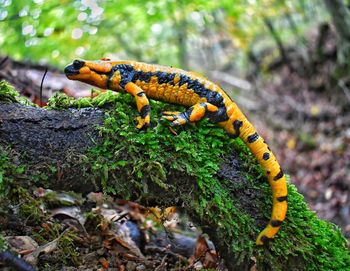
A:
324,0,350,67
0,83,349,270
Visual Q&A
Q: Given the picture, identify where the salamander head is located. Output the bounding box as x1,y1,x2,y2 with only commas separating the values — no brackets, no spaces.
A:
64,58,121,90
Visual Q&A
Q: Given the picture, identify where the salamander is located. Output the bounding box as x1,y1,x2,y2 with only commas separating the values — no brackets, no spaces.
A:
64,59,288,245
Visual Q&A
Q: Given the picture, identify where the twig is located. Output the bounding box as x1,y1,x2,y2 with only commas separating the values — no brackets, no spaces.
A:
0,251,36,271
39,68,48,107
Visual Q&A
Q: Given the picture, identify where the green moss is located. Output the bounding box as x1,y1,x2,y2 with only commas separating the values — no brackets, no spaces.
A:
0,234,7,252
46,90,120,109
0,80,18,103
0,146,44,225
0,80,35,105
14,187,45,224
57,230,81,266
250,181,349,271
1,87,349,270
34,222,81,267
0,146,26,199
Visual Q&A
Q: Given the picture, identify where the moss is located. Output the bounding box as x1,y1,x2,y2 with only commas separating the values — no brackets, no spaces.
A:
0,234,7,252
0,146,26,199
0,80,18,103
0,80,35,105
34,222,81,267
46,90,120,109
0,147,44,225
1,86,349,270
13,187,45,224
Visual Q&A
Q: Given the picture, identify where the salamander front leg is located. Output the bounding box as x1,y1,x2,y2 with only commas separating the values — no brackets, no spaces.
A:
162,102,218,126
125,82,151,129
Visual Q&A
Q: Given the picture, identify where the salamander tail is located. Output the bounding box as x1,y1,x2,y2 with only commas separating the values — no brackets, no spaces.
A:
224,104,288,245
241,124,288,245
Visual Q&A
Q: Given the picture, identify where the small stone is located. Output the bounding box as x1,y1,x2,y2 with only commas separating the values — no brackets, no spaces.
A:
126,261,137,271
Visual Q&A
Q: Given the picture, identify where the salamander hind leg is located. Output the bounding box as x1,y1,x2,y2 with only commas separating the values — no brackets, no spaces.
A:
162,102,218,126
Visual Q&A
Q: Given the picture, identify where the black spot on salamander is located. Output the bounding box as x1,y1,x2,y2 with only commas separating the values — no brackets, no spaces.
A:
260,235,270,244
178,74,188,86
187,79,196,89
273,170,284,181
270,220,283,227
135,71,152,83
114,64,135,88
233,120,243,137
175,74,208,98
263,152,270,160
206,106,229,123
133,71,176,85
140,105,150,119
181,107,193,122
276,196,288,202
206,90,223,106
156,71,175,84
247,132,259,143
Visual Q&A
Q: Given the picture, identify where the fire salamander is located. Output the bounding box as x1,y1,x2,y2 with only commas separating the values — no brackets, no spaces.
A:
64,59,288,245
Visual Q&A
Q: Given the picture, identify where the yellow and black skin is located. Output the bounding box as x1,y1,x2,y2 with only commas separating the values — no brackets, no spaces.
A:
65,59,288,245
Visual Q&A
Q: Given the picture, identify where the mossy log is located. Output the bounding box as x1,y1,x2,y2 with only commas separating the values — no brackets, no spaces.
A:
0,82,349,270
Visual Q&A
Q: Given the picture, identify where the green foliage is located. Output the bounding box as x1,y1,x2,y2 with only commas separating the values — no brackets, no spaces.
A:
0,0,326,70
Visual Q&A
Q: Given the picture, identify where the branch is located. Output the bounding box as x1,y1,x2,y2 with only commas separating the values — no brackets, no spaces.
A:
0,89,349,270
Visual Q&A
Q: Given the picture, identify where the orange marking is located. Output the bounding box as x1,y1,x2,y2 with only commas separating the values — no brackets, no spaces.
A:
109,71,121,90
174,74,180,85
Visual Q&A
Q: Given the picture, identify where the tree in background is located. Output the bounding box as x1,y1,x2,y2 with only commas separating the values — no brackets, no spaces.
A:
324,0,350,68
0,0,325,73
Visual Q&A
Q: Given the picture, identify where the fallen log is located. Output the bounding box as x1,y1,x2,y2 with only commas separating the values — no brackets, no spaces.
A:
0,81,349,270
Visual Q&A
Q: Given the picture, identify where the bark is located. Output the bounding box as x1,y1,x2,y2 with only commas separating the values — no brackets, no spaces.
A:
0,101,349,271
0,103,104,192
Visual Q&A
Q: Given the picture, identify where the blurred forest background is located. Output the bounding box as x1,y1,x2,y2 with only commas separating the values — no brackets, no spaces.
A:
0,0,349,243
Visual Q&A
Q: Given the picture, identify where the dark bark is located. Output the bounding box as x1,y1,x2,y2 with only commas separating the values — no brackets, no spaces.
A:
0,103,104,192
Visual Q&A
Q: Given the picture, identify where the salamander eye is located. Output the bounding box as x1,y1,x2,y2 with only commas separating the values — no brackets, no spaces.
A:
73,60,85,69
